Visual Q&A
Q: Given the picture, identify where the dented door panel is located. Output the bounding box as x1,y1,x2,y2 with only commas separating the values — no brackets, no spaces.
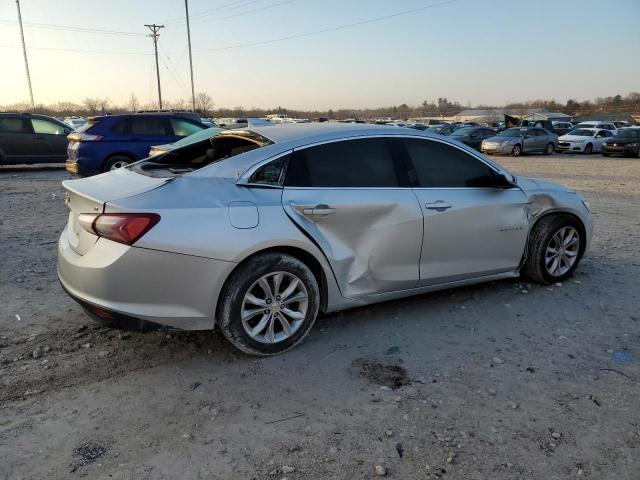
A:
282,188,423,298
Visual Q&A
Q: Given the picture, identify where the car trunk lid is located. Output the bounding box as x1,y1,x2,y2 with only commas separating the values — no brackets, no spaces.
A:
63,168,168,255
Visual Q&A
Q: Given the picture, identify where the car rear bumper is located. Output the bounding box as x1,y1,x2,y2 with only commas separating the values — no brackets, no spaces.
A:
66,159,100,177
57,226,235,330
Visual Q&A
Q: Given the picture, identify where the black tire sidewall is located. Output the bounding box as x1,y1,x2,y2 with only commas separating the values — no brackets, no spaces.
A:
103,156,131,172
545,143,554,155
531,216,585,284
585,144,592,154
512,145,521,156
218,253,320,355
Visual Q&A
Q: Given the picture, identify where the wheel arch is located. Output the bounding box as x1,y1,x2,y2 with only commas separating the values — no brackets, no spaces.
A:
522,209,587,268
102,152,137,171
214,245,330,322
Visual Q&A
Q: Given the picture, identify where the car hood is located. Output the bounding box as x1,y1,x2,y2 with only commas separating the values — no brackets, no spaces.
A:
485,135,518,143
559,134,590,141
604,137,638,145
516,176,574,193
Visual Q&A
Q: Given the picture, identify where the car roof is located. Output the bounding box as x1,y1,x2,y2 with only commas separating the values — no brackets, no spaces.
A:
244,122,437,146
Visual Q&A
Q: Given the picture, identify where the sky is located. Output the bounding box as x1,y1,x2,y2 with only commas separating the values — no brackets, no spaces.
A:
0,0,639,110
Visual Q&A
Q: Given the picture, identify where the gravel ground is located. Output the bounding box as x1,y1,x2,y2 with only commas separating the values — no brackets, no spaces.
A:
1,155,639,480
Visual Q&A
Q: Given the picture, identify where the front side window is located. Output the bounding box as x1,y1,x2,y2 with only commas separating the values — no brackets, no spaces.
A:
31,118,66,135
170,118,204,137
0,117,28,133
285,138,399,188
402,138,495,188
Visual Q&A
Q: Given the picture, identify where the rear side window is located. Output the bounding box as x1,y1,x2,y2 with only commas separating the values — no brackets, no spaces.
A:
402,138,495,188
169,118,204,137
112,118,172,136
0,117,28,133
31,118,66,135
248,154,290,186
285,138,399,188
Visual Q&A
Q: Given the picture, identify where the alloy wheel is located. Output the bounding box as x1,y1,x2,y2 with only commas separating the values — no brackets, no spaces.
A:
241,271,308,344
109,160,129,170
512,145,521,157
544,226,580,277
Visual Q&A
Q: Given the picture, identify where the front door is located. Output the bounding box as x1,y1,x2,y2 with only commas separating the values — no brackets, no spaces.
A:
398,137,530,286
281,137,423,298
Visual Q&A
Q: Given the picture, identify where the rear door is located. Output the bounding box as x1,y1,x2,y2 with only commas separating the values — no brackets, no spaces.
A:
400,137,529,286
281,137,423,298
31,117,69,163
0,116,34,164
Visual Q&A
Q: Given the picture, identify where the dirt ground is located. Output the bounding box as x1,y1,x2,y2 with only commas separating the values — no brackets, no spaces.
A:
1,154,639,480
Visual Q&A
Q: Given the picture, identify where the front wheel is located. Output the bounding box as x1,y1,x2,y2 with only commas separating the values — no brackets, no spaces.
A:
544,143,555,155
217,252,320,356
523,215,584,284
584,143,593,155
511,144,522,157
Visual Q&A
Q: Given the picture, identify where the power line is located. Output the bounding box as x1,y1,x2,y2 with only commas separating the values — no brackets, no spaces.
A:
189,0,297,25
0,1,458,57
173,0,265,23
194,0,458,52
0,19,145,36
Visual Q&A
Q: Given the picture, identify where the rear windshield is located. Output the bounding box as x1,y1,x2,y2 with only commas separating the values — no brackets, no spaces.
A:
75,118,100,133
131,130,273,178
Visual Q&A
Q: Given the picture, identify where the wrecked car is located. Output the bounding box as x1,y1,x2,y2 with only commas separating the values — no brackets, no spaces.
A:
57,123,592,355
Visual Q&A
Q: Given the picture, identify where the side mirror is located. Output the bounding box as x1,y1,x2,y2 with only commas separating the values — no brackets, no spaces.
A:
494,172,516,188
63,128,72,135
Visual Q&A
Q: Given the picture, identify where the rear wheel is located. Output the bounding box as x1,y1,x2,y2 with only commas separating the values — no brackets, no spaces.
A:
544,143,555,155
584,143,593,155
103,156,131,172
217,252,320,356
511,144,522,157
523,215,584,284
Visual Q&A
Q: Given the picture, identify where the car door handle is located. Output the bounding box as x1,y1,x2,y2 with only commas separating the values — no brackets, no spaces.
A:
425,201,452,212
301,204,336,216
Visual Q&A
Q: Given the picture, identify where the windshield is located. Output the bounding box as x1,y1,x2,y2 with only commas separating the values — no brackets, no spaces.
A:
451,127,475,136
567,129,594,137
615,129,640,139
498,128,525,137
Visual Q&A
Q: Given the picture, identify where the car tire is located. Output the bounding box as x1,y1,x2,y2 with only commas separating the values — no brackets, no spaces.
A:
217,252,320,356
511,144,522,157
544,143,555,155
523,215,585,285
584,143,593,155
103,156,132,172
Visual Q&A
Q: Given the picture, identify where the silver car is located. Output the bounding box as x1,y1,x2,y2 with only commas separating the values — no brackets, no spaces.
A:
481,127,558,156
58,123,592,355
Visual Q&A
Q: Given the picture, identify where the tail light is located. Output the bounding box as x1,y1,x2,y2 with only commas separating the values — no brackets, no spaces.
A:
78,213,160,245
67,132,104,142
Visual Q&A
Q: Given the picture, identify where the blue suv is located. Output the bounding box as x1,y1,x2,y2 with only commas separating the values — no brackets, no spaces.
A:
66,113,206,176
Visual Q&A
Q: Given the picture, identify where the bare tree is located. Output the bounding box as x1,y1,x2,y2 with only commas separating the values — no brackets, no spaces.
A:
99,97,110,115
194,92,214,116
127,93,140,112
82,97,100,114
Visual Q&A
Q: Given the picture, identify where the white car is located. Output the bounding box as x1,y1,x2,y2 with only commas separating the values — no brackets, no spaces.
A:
557,128,615,154
64,117,87,130
573,121,617,133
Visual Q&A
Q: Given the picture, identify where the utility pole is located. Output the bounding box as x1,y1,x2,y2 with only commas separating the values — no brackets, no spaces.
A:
15,0,34,108
145,24,164,109
184,0,196,111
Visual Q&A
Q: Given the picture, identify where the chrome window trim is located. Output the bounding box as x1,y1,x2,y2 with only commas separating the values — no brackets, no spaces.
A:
237,133,508,190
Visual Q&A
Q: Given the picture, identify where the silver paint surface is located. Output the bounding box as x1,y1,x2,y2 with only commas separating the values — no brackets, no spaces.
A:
57,123,593,329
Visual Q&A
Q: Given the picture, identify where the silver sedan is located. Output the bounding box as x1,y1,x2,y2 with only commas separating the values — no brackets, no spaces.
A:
481,127,558,156
58,123,592,355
